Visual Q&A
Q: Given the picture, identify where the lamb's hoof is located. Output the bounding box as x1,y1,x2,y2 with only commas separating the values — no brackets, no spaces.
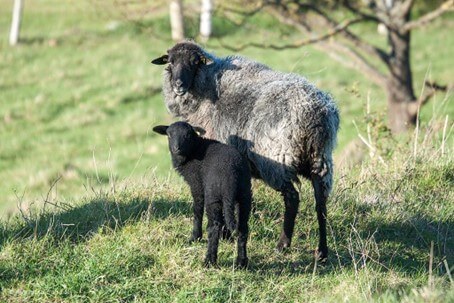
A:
315,249,328,263
276,235,291,252
203,259,219,268
221,228,234,242
188,235,202,244
235,257,249,269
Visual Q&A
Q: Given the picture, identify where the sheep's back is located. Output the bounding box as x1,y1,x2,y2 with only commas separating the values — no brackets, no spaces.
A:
216,58,339,169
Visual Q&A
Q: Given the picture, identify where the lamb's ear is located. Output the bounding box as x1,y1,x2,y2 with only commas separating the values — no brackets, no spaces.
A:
151,54,169,65
152,125,169,135
192,126,206,136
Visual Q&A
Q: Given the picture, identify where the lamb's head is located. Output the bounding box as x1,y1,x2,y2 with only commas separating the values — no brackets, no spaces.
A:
153,122,206,161
151,42,213,96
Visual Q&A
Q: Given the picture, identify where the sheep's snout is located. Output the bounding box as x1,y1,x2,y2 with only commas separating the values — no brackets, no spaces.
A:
173,87,187,96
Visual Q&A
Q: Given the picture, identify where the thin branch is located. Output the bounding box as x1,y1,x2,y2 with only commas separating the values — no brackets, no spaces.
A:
271,3,388,86
317,41,387,87
403,0,454,32
400,0,416,16
418,80,453,107
342,0,383,24
218,1,268,17
216,17,365,51
274,3,389,64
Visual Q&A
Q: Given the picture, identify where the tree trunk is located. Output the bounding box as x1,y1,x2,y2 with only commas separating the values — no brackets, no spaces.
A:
386,14,418,134
386,79,418,134
200,0,213,42
170,0,184,42
9,0,23,46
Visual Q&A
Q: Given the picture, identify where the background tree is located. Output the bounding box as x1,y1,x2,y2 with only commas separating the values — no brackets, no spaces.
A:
9,0,24,46
220,0,453,133
200,0,213,41
170,0,185,41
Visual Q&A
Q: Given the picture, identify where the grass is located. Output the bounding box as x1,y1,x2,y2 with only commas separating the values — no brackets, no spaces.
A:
0,1,453,301
0,137,452,302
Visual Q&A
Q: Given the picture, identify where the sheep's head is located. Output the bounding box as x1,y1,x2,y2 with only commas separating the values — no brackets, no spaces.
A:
151,42,213,96
153,122,206,161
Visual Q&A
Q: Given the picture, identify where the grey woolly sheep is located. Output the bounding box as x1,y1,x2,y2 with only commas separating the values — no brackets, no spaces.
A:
151,41,339,261
153,121,252,268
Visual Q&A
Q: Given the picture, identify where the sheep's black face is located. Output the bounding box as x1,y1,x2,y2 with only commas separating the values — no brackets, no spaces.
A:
151,42,212,96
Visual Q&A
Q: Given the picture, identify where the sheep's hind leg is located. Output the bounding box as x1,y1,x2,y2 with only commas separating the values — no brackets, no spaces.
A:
276,183,300,251
311,158,332,262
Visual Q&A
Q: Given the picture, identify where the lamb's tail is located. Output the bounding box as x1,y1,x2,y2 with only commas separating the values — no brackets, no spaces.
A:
223,198,237,234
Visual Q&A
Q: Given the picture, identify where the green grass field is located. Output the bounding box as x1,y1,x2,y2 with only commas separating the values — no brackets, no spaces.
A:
0,1,453,301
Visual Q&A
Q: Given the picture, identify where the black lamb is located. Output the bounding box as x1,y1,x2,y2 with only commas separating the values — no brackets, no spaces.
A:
153,121,252,268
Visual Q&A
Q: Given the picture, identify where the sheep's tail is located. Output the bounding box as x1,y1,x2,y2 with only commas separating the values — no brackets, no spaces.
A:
223,198,237,234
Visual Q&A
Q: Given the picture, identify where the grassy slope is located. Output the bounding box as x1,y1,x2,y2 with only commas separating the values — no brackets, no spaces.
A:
0,147,452,302
0,1,453,216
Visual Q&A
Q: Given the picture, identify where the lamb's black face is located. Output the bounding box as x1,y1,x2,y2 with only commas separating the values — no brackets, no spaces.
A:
166,122,198,156
153,122,198,158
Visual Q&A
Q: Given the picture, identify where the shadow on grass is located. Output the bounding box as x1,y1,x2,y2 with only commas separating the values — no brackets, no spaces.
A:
1,192,451,279
243,213,453,278
0,195,192,249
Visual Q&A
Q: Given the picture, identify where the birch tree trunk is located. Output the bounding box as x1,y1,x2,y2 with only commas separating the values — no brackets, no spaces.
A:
200,0,213,42
9,0,23,46
170,0,184,42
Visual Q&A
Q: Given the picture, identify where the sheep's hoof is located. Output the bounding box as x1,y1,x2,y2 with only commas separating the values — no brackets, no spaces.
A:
235,257,249,269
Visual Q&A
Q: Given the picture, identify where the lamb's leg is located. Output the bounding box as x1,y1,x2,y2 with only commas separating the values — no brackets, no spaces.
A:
204,200,223,267
311,159,332,261
235,192,251,268
276,183,299,251
189,190,204,243
220,218,233,241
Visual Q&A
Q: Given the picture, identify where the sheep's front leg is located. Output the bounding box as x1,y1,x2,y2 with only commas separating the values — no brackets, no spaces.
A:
189,189,204,243
276,183,300,251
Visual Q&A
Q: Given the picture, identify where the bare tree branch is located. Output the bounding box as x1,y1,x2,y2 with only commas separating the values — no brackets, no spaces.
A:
343,0,384,24
418,80,453,107
316,41,387,87
400,0,416,16
216,17,366,51
273,5,388,86
403,0,454,32
272,3,390,64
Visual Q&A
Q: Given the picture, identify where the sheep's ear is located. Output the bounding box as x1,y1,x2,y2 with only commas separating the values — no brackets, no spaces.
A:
151,55,169,65
200,55,213,65
192,126,206,136
152,125,169,135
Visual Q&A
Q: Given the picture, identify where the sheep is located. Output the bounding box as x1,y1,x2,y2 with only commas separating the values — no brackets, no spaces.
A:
153,121,252,268
151,41,339,261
